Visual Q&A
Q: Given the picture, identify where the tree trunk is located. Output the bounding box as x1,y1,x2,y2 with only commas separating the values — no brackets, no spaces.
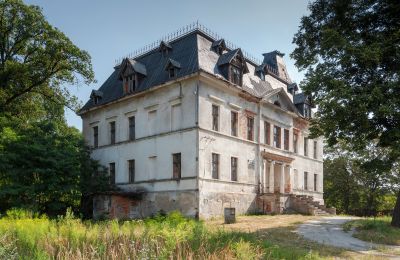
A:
391,190,400,228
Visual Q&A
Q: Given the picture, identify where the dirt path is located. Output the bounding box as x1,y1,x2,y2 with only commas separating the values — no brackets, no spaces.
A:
297,216,400,259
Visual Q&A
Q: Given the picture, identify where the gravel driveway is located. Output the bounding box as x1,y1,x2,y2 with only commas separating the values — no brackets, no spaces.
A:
297,216,400,259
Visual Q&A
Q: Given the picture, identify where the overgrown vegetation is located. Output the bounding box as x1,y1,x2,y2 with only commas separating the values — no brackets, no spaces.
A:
343,217,400,246
0,210,338,260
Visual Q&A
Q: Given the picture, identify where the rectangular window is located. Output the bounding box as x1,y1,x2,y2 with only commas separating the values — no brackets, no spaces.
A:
284,129,289,150
293,132,298,153
264,121,270,145
273,126,281,148
313,140,318,159
173,153,181,179
231,157,238,181
314,174,318,192
212,153,219,179
230,66,241,85
128,160,135,183
304,137,309,156
109,162,115,185
304,171,308,190
110,121,116,145
212,105,219,131
247,116,254,141
231,111,238,136
128,116,135,141
93,126,98,148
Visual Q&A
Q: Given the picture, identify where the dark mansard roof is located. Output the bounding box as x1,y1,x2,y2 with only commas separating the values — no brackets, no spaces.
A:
79,29,301,115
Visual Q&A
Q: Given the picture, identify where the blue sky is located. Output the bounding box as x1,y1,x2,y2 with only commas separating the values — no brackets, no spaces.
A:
24,0,310,130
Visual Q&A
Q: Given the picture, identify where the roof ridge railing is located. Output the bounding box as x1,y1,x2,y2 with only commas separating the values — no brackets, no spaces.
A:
114,21,262,66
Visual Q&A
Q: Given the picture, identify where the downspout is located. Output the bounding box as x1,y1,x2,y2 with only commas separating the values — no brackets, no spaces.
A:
256,100,262,195
195,77,200,219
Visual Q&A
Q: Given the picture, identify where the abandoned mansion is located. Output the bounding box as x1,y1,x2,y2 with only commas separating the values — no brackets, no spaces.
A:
78,24,335,219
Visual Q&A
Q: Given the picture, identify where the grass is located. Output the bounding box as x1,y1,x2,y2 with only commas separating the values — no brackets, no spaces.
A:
343,216,400,246
0,209,372,260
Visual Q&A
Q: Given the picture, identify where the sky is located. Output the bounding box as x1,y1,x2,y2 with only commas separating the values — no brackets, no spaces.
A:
24,0,310,131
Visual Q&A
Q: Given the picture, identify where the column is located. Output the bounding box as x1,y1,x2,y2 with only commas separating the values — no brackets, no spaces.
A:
280,164,285,194
268,161,275,193
288,166,293,193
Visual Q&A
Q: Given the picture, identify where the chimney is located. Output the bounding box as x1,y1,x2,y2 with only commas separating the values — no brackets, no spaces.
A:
262,50,291,83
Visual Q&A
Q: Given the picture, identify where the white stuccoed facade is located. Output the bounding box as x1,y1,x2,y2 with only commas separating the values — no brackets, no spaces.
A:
80,29,329,219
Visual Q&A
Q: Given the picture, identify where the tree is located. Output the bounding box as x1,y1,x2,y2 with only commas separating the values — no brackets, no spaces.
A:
0,0,94,119
291,0,400,226
0,118,110,217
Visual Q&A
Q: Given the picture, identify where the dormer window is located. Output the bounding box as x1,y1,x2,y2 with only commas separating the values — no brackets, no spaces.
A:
118,58,147,94
212,39,226,55
90,90,103,105
217,48,249,86
165,58,181,79
159,41,172,56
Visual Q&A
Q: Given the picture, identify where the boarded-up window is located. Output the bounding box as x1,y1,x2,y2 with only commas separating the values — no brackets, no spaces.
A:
273,126,281,148
313,140,318,159
264,121,270,145
304,137,309,156
231,111,238,136
293,132,298,153
304,172,308,190
171,104,182,131
284,129,289,150
128,116,135,141
93,126,98,148
212,153,219,179
231,157,238,181
173,153,181,179
110,121,116,145
247,116,254,141
109,162,115,184
314,173,318,191
212,105,219,131
128,160,135,183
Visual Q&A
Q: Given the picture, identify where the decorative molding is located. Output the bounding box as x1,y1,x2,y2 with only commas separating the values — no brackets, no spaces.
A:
144,103,159,111
208,94,225,104
105,115,117,121
89,120,100,126
124,109,137,117
228,102,242,110
169,96,182,106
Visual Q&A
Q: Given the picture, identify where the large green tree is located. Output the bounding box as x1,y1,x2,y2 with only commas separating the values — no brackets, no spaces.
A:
0,0,94,119
292,0,400,226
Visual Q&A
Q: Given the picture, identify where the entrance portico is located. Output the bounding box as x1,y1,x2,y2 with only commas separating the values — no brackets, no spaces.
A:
261,151,294,195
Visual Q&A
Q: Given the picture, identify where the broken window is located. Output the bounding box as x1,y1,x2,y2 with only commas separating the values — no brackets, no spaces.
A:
128,116,135,141
231,111,238,136
313,140,318,159
304,137,309,156
110,121,116,145
169,67,176,78
93,126,98,148
173,153,181,179
212,153,219,179
264,121,270,145
247,116,254,141
284,129,289,150
230,65,241,85
128,159,135,183
123,75,136,94
109,162,116,185
304,171,308,190
231,157,238,181
212,105,219,131
273,126,281,148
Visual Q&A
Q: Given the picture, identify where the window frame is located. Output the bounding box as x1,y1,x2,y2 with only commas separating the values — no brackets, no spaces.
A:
128,159,135,183
313,140,318,159
304,171,308,190
283,129,289,150
273,125,281,148
231,111,238,137
212,104,219,131
172,153,182,179
211,153,219,179
247,116,254,141
314,173,318,192
109,162,116,185
293,132,298,153
93,126,98,148
231,157,238,181
304,137,309,156
264,121,270,145
128,116,135,141
110,121,116,145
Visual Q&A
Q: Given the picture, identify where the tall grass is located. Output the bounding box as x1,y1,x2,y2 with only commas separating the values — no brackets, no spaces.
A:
0,209,322,259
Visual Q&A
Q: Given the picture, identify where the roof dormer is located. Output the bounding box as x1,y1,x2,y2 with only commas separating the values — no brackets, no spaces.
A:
211,39,226,55
164,58,181,79
118,58,147,94
90,90,103,105
217,48,249,86
159,41,172,56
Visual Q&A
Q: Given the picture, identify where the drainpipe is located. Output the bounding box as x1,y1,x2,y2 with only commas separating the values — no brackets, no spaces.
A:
256,101,262,195
195,78,200,218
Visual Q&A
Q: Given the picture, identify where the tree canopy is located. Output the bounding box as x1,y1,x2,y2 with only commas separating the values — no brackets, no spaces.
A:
292,0,400,226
